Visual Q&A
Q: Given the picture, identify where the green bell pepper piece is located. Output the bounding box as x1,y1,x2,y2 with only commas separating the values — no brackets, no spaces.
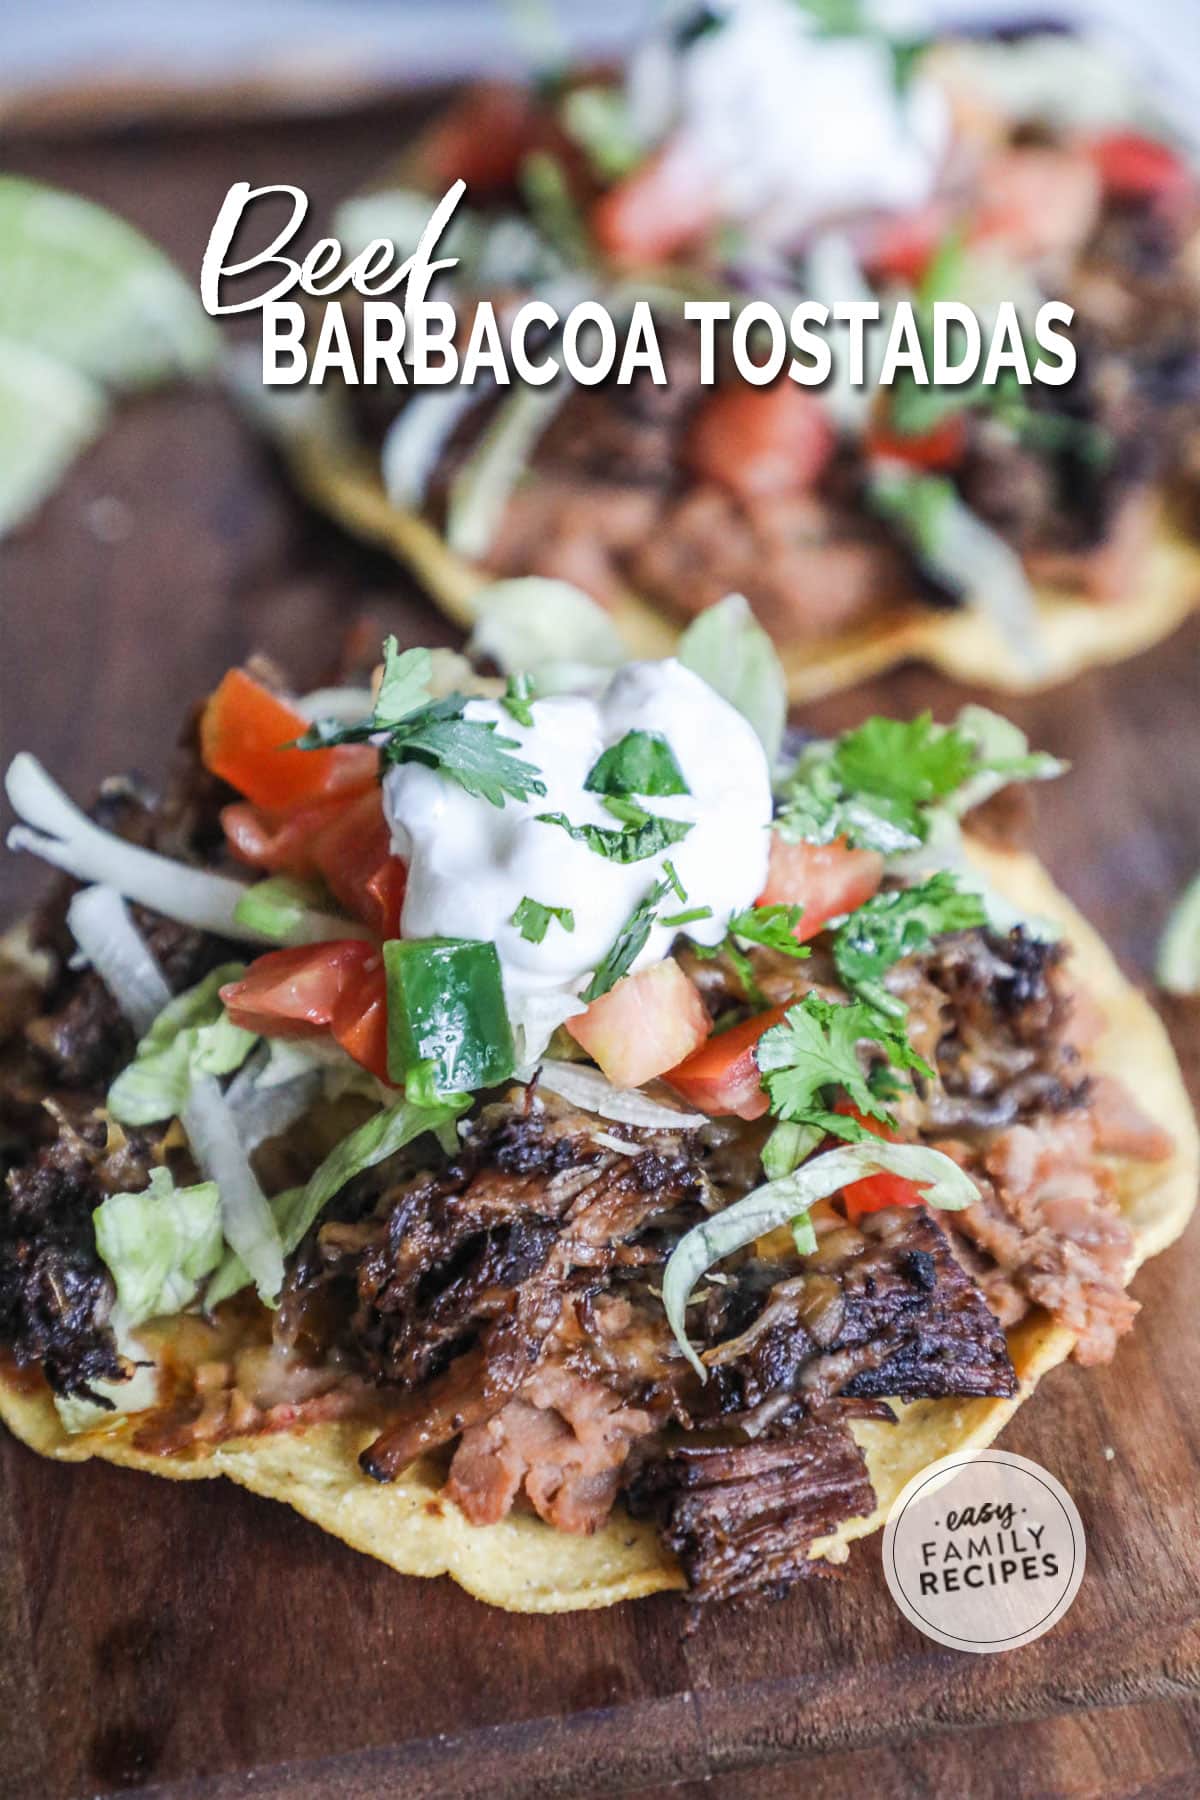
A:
383,937,514,1093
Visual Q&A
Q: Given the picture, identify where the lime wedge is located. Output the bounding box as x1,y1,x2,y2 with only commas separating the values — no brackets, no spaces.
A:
0,336,108,534
0,176,218,389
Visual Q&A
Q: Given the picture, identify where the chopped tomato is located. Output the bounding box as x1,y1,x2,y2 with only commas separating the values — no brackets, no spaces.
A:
590,136,718,265
758,834,884,943
665,1004,790,1120
833,1103,922,1220
330,958,391,1084
308,790,406,941
220,941,377,1039
1083,131,1193,207
862,201,952,286
222,786,406,941
970,147,1101,261
867,409,967,472
567,959,710,1089
201,669,377,812
221,941,392,1083
220,793,356,875
686,382,836,505
412,83,540,194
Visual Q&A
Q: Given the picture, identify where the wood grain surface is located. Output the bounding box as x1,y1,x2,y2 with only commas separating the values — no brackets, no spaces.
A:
2,104,1200,1800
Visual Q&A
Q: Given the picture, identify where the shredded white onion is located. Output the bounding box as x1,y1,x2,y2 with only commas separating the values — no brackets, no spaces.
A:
179,1074,284,1298
381,386,489,510
225,1050,324,1153
590,1130,638,1154
535,1059,705,1130
7,754,367,948
67,885,170,1034
65,884,284,1301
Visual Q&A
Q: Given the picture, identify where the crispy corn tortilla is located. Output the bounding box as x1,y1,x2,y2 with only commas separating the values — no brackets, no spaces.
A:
2,844,1196,1611
275,422,1200,702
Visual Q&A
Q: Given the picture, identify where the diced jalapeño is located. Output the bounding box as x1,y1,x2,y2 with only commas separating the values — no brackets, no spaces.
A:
383,937,514,1093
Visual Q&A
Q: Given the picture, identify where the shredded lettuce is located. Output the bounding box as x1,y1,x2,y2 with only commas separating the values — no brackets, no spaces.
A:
182,1073,284,1302
760,1119,824,1183
205,1092,471,1308
560,85,643,179
55,1359,160,1435
663,1142,977,1378
1158,872,1200,996
467,576,627,692
65,890,284,1302
446,385,567,561
106,964,256,1127
677,594,787,766
224,1045,324,1152
94,1167,224,1329
293,685,376,725
869,471,1045,672
382,388,490,510
949,704,1067,814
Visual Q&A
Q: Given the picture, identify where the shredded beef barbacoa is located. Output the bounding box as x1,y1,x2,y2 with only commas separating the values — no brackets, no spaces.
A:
0,741,235,1400
296,1092,1017,1597
0,708,1172,1601
375,130,1200,638
625,1414,876,1604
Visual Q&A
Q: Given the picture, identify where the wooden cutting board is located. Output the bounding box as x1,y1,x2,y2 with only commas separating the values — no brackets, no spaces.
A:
3,101,1200,1800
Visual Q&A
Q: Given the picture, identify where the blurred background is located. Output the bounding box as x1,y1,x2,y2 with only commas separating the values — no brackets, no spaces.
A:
3,0,1199,957
3,0,1199,129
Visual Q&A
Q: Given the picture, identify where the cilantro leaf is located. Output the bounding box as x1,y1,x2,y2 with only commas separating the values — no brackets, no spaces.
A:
776,756,922,855
511,896,575,944
583,878,671,1001
835,714,976,813
297,639,546,810
537,810,693,863
378,700,547,807
727,902,809,959
833,873,987,995
585,730,690,799
776,714,980,852
375,638,433,726
661,905,713,928
601,795,653,828
755,994,931,1134
501,672,536,728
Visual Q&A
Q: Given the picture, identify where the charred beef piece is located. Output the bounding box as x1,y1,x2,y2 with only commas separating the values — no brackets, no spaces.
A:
22,910,226,1091
622,1205,1014,1599
1,745,235,1400
625,1413,875,1603
338,1096,1016,1595
698,1205,1016,1431
0,1111,173,1400
890,926,1088,1133
344,1103,706,1482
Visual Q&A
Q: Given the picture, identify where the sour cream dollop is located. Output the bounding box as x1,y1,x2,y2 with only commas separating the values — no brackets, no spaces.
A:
659,0,950,244
383,660,773,1055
